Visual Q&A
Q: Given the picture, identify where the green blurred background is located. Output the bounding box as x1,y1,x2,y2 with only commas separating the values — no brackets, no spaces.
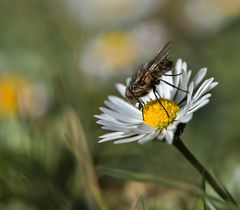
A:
0,0,240,209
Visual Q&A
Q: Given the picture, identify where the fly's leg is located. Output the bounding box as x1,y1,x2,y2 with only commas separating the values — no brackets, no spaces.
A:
160,79,188,93
152,85,169,118
138,100,145,120
137,98,145,109
153,71,187,93
151,72,170,118
164,73,182,76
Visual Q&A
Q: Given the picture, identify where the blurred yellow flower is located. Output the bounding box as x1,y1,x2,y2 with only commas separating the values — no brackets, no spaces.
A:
19,82,50,119
80,31,138,78
80,22,168,78
0,75,25,117
95,31,137,71
123,181,149,201
0,74,50,119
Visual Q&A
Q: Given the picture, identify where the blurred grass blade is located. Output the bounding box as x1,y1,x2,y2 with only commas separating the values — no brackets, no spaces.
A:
131,197,139,210
140,195,147,210
64,108,109,210
99,166,196,193
130,196,147,210
211,169,238,207
99,167,233,208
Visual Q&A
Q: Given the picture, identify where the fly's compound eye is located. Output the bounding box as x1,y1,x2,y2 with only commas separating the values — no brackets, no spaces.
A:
125,88,138,105
125,88,133,98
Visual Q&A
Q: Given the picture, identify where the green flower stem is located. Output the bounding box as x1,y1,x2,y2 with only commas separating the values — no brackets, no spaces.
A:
173,136,237,206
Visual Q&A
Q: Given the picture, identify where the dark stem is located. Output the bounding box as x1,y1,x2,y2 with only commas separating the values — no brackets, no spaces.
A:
173,136,237,205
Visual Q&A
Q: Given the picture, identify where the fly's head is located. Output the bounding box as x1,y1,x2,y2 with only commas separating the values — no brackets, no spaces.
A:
125,87,138,106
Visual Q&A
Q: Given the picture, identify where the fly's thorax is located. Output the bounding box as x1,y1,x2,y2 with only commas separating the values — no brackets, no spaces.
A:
152,60,173,79
160,59,173,73
130,76,152,96
131,86,150,98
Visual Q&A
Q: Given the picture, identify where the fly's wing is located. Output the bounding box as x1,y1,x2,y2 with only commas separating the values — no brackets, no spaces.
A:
129,42,172,89
147,41,172,72
138,42,172,83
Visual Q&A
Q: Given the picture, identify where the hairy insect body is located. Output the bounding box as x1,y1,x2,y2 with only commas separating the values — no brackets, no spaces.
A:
125,42,173,107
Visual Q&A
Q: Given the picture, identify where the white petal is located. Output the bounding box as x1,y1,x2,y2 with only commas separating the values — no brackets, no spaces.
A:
165,131,174,144
187,70,192,85
175,108,186,121
191,93,211,108
179,113,193,123
126,77,132,86
209,81,218,90
108,96,142,118
170,64,182,99
180,82,193,108
130,124,154,134
99,133,134,142
193,95,210,107
192,68,207,88
114,134,146,144
95,113,119,122
99,134,134,143
116,83,126,97
167,123,177,131
161,70,174,96
174,66,189,103
100,131,126,139
158,78,173,99
97,119,133,128
104,100,138,119
99,138,115,143
188,99,210,114
182,61,187,73
193,78,214,101
175,59,183,72
100,107,141,124
138,130,160,144
102,125,133,132
157,129,167,140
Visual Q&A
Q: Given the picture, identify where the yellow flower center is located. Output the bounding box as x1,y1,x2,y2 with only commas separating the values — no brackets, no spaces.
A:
143,99,180,129
97,31,137,70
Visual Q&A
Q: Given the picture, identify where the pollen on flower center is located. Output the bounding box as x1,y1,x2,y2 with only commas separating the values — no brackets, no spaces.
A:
143,99,180,129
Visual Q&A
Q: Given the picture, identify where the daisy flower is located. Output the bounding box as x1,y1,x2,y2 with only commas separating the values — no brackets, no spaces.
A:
95,59,218,144
95,60,238,206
